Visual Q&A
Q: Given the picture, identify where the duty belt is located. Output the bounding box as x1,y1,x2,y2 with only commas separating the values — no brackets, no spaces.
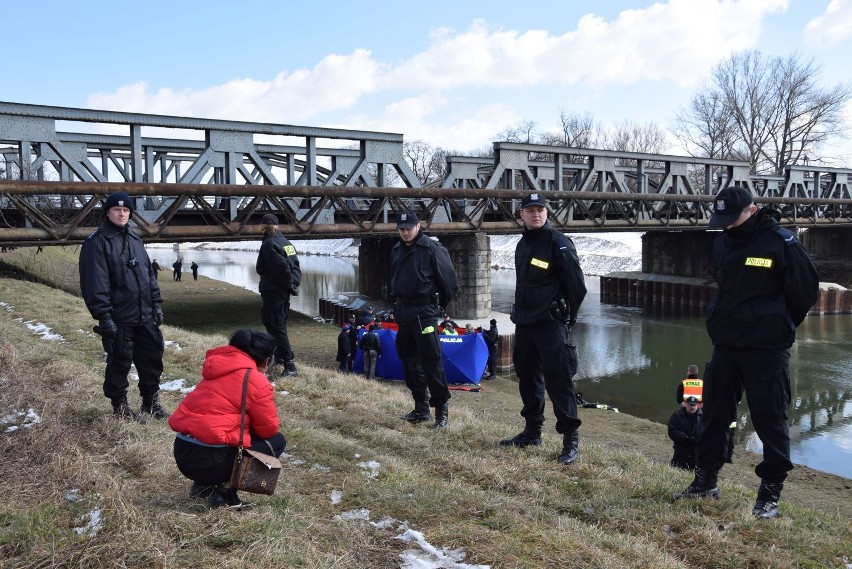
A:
396,296,433,306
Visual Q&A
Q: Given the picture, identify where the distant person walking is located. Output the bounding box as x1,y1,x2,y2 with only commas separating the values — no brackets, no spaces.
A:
673,186,819,520
501,193,587,465
151,259,161,280
79,192,169,422
390,211,459,428
256,213,302,377
190,261,199,281
172,259,183,281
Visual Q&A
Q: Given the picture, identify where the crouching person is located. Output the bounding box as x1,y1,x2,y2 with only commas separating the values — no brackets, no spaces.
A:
169,329,286,508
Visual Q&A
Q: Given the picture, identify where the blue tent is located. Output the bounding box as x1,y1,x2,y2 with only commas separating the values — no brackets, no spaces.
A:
352,329,487,384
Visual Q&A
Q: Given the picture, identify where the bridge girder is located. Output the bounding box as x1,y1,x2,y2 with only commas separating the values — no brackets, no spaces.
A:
1,102,851,246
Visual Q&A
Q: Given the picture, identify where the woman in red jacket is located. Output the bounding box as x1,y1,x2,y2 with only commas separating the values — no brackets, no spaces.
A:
169,329,286,508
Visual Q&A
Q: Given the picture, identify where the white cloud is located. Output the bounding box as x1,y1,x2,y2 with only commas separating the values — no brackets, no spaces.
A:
81,1,789,150
804,0,852,47
87,49,384,123
391,0,787,89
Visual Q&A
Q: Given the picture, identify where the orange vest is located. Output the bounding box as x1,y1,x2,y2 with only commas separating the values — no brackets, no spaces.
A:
681,378,703,401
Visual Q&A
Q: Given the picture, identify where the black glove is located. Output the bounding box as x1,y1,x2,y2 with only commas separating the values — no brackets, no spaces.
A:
97,314,117,338
548,298,571,323
289,284,299,296
153,304,164,326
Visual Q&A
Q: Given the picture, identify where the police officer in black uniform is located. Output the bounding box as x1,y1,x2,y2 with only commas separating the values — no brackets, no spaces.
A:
256,213,302,377
668,396,703,470
390,211,459,428
79,192,168,422
674,186,819,520
501,193,587,465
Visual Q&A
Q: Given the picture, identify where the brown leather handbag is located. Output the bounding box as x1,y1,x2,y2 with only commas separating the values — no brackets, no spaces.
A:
227,369,282,495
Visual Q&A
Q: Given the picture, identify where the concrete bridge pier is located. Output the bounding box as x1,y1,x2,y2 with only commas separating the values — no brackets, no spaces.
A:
358,233,492,320
800,227,852,287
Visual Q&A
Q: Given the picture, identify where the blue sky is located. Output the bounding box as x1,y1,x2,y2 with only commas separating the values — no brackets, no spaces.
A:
4,0,851,159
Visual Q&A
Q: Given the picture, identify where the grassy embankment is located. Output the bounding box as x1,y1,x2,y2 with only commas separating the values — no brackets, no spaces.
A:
0,246,850,569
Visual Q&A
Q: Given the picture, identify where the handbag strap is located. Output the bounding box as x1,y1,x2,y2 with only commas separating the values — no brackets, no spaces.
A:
236,368,252,453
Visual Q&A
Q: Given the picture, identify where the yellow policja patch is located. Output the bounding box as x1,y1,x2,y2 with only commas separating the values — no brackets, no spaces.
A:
284,245,297,256
744,257,772,268
530,258,549,270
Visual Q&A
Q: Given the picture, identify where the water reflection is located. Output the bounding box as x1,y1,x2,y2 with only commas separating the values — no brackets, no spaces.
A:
152,245,852,479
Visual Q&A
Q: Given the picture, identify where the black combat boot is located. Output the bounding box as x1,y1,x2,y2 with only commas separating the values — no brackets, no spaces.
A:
140,392,170,420
432,403,449,428
189,482,214,499
752,480,783,519
281,360,298,377
672,466,721,500
401,400,431,423
557,431,579,465
500,427,542,447
210,485,246,509
111,395,147,424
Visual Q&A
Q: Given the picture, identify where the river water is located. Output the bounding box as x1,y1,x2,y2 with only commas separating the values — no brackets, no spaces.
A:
150,246,852,480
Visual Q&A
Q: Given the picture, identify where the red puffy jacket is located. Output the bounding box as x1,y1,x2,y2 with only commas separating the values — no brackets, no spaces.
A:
168,345,280,447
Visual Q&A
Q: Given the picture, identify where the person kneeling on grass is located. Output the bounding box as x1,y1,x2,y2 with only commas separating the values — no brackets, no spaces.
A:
168,329,286,508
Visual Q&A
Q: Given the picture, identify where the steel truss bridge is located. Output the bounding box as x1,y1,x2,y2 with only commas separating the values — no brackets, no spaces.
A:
1,101,851,246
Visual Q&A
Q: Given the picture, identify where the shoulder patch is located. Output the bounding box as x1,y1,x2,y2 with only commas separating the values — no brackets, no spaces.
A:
85,230,99,241
772,226,797,246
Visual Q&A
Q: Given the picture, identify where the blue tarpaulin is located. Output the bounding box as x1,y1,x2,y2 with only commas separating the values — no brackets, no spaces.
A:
352,329,488,384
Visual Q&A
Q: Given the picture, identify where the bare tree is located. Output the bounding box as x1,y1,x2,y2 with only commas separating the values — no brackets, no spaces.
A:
673,50,852,174
672,85,740,160
602,119,669,154
496,120,539,144
556,108,603,148
403,140,447,186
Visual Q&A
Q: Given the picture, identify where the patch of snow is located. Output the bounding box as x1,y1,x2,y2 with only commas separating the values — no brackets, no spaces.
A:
329,489,343,505
0,301,14,311
159,379,194,393
370,516,398,530
72,490,104,537
397,527,491,569
335,508,371,521
64,489,81,502
358,460,381,478
2,408,42,433
22,321,65,342
73,506,104,537
164,340,182,351
490,232,641,276
312,463,332,473
280,453,305,466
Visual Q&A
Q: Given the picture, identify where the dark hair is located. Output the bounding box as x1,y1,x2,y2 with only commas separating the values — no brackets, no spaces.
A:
229,329,276,367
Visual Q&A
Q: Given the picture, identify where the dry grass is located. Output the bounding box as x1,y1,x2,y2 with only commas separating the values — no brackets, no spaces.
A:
0,248,851,568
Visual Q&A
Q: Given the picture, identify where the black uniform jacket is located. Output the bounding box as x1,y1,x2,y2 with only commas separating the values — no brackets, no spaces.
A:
390,230,459,323
668,407,703,450
79,221,162,325
359,331,381,355
513,220,587,325
257,231,302,295
706,209,819,350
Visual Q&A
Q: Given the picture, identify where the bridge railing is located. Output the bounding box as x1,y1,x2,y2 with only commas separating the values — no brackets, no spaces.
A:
2,179,852,246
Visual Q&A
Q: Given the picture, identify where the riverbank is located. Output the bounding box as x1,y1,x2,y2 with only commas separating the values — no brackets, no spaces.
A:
1,246,850,568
